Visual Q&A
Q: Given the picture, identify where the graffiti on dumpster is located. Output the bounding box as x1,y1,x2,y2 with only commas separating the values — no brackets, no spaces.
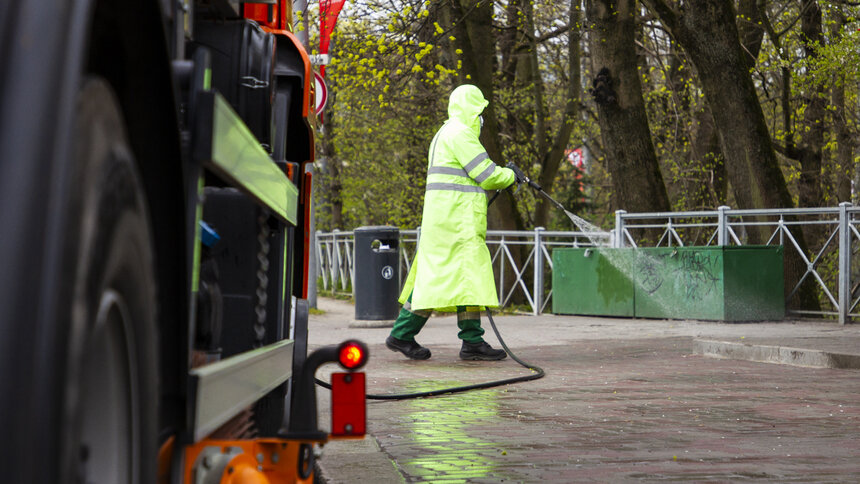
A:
635,251,721,301
637,256,664,294
677,251,721,301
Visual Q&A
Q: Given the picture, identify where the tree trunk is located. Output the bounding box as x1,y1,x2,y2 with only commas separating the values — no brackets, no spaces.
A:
797,0,825,253
670,1,773,209
438,0,527,305
498,0,524,85
736,0,765,69
832,77,853,203
585,0,671,217
440,0,522,232
321,81,342,229
645,0,817,309
665,40,725,211
798,0,825,208
690,107,727,207
830,10,854,203
534,1,582,228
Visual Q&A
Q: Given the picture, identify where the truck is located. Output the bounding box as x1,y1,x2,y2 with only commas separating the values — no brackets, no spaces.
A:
0,0,366,482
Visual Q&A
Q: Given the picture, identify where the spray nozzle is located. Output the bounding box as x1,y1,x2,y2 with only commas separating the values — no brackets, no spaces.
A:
526,178,542,191
506,162,542,192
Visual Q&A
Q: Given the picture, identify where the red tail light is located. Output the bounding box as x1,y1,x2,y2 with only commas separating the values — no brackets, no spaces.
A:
338,341,368,370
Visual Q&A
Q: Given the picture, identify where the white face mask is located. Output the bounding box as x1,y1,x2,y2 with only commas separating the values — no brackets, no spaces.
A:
479,115,484,128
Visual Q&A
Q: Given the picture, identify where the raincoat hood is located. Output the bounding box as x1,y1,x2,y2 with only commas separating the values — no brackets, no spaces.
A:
447,84,488,132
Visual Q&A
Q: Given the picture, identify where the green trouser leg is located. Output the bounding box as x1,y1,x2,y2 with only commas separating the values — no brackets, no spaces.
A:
389,292,430,342
457,306,485,344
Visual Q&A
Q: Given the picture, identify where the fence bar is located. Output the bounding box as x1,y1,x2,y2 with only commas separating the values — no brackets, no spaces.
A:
314,204,857,322
839,202,852,324
499,235,506,304
533,227,544,316
331,230,340,289
717,205,730,246
614,210,626,248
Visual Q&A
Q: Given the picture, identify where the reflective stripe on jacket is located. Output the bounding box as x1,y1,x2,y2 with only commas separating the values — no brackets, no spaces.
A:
399,85,515,311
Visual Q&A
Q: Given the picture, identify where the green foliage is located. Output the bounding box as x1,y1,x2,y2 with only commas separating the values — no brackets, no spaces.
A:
313,1,456,230
311,1,860,234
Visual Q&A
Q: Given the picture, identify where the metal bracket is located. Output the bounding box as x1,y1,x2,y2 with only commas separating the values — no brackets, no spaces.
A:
188,339,294,442
240,76,270,89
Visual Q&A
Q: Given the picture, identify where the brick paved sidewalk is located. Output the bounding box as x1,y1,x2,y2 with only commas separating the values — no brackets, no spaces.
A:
310,298,860,483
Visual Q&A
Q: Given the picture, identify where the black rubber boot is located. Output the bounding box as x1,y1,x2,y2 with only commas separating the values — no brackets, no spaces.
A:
386,335,431,360
459,341,507,361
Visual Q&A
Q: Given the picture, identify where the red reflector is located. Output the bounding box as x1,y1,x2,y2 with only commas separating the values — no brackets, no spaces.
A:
331,372,366,437
338,341,367,370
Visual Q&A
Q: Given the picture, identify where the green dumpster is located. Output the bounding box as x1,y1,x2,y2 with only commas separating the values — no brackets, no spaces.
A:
552,246,784,321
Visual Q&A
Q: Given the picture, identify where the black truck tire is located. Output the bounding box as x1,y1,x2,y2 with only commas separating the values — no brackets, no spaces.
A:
59,77,159,484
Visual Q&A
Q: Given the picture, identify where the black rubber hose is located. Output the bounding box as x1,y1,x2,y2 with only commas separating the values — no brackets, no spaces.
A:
315,308,545,400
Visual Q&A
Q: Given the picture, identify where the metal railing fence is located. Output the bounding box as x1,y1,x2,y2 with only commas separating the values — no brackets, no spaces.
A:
315,228,609,315
315,203,860,323
614,203,860,324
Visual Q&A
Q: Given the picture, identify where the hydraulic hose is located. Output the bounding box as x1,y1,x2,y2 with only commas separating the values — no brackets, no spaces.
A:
314,308,545,400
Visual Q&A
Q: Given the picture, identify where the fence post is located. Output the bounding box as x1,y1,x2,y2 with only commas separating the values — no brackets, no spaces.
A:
499,235,506,305
310,230,321,301
779,215,785,246
667,217,674,247
839,202,852,324
614,210,626,248
322,233,331,291
348,233,356,291
717,205,730,246
331,229,340,289
533,227,544,316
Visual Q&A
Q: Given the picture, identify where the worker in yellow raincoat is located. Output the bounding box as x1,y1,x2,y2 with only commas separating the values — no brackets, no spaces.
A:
386,84,526,361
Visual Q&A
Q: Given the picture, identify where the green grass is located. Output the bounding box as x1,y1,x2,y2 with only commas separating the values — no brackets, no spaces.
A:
318,289,354,302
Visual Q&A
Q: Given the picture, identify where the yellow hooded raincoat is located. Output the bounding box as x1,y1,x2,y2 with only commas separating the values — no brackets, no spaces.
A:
399,85,516,311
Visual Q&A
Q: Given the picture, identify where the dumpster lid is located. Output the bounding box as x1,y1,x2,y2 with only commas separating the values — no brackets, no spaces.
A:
354,225,400,233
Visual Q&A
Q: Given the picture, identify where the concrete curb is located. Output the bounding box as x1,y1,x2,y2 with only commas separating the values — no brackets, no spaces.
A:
348,319,395,329
693,338,860,369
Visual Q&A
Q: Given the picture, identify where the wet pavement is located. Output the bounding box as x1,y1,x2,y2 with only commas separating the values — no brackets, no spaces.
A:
309,297,860,482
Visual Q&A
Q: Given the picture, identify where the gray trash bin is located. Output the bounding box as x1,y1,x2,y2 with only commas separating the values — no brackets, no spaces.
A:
354,226,400,320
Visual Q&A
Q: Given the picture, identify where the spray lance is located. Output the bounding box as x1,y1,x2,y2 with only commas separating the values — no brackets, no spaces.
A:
488,162,568,216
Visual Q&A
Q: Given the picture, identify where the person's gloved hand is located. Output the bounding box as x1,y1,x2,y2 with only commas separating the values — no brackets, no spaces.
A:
506,162,528,185
505,162,543,192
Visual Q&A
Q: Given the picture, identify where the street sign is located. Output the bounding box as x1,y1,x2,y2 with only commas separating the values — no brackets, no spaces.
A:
309,54,330,66
314,71,327,116
567,148,583,168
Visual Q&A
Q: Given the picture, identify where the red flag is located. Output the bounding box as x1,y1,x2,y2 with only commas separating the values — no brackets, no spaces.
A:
319,0,346,77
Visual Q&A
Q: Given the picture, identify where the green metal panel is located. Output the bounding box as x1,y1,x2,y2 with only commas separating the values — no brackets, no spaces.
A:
552,248,634,316
551,246,784,321
723,246,784,321
198,91,299,225
632,247,726,320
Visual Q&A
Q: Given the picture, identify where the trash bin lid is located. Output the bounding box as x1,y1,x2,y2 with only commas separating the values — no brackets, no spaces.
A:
354,225,400,234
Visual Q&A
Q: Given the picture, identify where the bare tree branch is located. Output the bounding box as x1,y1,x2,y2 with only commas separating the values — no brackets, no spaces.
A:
640,0,678,32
